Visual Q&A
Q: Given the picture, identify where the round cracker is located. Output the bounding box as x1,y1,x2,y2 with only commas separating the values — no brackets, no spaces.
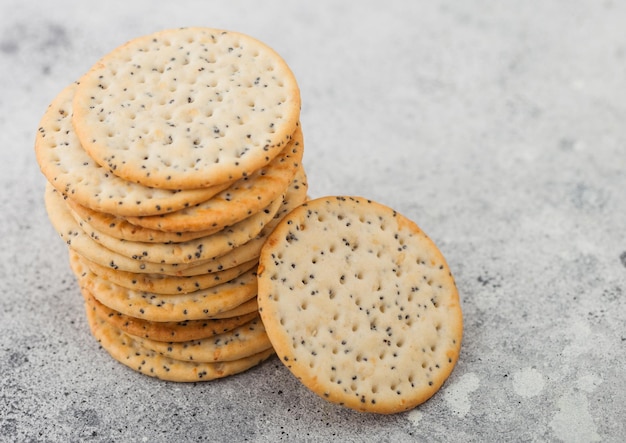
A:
74,196,282,265
133,317,272,363
124,124,303,232
83,290,257,342
72,27,300,190
257,196,463,414
44,184,241,276
84,303,274,382
66,198,227,243
72,250,257,296
71,252,259,321
35,82,230,216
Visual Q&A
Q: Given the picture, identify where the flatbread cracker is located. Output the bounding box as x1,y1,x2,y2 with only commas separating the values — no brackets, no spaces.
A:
133,317,272,363
75,196,282,265
45,184,234,275
35,82,230,216
85,304,274,382
257,196,463,414
125,124,303,232
66,198,228,243
83,290,257,342
71,252,259,321
72,27,300,190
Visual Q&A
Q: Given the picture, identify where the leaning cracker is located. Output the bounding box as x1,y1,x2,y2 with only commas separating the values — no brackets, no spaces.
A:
85,304,274,382
83,290,257,342
257,196,463,414
133,317,272,363
35,82,230,217
72,27,300,190
125,124,303,232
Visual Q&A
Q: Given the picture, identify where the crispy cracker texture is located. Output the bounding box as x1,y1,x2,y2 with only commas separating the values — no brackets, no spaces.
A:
257,196,463,414
72,27,301,190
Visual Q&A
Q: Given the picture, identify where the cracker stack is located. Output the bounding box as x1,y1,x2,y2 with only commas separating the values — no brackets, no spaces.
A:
35,28,306,381
36,26,463,414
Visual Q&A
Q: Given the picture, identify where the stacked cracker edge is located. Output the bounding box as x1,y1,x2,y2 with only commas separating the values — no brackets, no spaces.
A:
35,27,306,383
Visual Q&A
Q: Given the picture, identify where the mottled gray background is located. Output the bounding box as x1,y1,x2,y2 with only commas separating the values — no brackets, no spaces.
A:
1,0,625,442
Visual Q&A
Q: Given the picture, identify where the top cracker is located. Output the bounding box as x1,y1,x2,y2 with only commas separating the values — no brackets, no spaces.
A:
72,27,301,190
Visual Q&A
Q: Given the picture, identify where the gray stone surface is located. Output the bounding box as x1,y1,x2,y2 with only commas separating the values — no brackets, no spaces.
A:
1,0,625,441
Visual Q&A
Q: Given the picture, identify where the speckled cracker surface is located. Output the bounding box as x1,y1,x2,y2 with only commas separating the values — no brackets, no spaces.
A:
125,124,303,233
35,83,229,217
76,196,282,265
83,289,257,342
85,303,274,382
134,317,272,363
257,196,463,414
72,27,301,190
